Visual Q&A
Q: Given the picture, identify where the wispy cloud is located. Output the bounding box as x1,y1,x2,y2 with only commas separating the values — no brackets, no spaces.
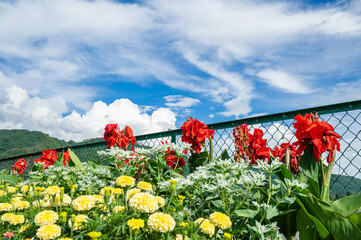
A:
1,0,361,140
164,95,200,108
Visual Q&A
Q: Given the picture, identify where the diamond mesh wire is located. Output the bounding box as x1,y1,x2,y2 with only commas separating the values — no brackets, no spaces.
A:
1,101,361,198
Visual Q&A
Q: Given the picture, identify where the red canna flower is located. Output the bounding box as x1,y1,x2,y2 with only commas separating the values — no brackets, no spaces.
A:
63,150,71,167
34,149,58,169
104,124,121,148
165,149,187,170
274,142,300,174
293,113,341,163
181,117,215,154
104,124,136,150
12,158,27,175
233,125,272,164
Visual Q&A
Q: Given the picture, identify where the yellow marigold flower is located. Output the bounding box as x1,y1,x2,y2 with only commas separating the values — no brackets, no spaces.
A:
195,218,205,224
92,194,104,203
199,219,215,237
178,195,186,201
209,212,232,230
129,192,159,213
6,186,16,193
68,214,88,230
100,187,114,196
147,212,176,233
112,188,123,195
88,231,102,239
44,186,60,196
175,234,183,240
116,175,135,188
0,203,13,211
13,200,30,211
113,206,126,213
36,224,61,240
10,196,22,203
72,195,96,211
1,212,14,221
21,185,30,193
54,193,72,206
126,188,141,201
224,232,232,239
128,218,145,231
179,222,188,227
155,196,165,207
8,214,25,225
137,181,153,191
0,189,5,196
35,210,59,226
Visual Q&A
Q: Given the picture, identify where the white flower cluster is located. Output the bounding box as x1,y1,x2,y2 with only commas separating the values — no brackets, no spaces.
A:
26,163,114,192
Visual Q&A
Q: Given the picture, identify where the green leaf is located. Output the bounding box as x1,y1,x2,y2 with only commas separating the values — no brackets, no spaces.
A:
307,177,321,199
266,205,279,220
298,146,320,185
0,175,19,185
68,148,83,170
219,149,231,160
332,194,361,216
211,200,224,211
296,196,329,239
348,212,361,230
297,208,318,240
188,152,208,172
233,209,259,218
279,164,293,180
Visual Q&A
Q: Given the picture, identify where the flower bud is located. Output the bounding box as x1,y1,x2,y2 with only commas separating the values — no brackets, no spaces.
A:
86,187,91,195
60,212,67,223
169,179,177,192
71,214,76,227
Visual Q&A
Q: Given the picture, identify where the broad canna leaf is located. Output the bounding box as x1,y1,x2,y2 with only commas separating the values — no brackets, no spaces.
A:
347,212,361,230
298,146,321,185
296,196,329,239
331,194,361,216
0,175,18,185
68,148,83,170
297,208,318,240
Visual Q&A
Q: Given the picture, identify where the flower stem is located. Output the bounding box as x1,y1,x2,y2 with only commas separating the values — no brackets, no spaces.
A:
321,150,336,202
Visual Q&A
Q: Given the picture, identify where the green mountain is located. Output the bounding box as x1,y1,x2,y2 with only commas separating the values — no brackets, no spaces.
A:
0,129,102,159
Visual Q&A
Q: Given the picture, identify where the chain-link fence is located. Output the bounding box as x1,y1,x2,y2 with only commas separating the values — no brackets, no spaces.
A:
1,100,361,198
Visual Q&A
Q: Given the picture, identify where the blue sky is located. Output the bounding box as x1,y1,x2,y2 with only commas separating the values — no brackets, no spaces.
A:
0,0,361,141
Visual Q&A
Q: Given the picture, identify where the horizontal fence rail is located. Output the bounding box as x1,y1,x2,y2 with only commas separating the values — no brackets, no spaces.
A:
1,100,361,198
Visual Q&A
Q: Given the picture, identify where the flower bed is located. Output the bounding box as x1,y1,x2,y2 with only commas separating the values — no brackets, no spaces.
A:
0,115,360,239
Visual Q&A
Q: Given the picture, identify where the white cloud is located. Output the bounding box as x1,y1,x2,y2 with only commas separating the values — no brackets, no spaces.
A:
256,69,313,94
0,0,361,120
0,85,177,141
164,95,200,108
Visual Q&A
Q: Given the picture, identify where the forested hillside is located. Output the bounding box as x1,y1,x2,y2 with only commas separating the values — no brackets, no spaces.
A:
0,129,102,159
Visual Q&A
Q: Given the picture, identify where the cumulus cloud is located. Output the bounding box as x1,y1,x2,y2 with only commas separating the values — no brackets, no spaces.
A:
0,85,177,141
164,95,200,108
